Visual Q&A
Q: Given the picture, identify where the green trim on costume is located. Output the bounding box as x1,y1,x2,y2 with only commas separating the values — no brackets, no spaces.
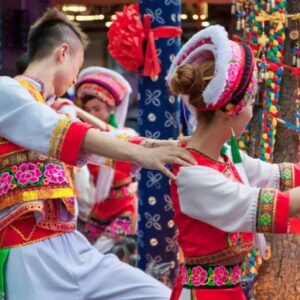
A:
0,249,10,300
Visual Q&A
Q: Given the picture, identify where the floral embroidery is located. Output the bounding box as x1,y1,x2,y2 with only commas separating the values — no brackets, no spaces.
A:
279,163,295,191
231,265,241,285
85,213,136,243
107,184,135,200
256,188,277,233
260,190,274,203
0,172,13,196
0,161,69,197
179,264,241,288
227,232,241,247
15,162,42,185
44,163,66,184
190,266,207,286
212,266,229,286
179,264,189,285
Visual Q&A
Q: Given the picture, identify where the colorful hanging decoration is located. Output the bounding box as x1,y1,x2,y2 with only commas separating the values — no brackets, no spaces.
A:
238,124,252,153
241,246,271,298
232,0,287,163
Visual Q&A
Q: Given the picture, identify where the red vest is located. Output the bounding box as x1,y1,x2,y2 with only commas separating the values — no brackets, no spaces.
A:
171,149,254,265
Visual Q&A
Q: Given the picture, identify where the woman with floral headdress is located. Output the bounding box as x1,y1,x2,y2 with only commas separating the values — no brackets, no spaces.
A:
166,25,300,300
75,66,138,264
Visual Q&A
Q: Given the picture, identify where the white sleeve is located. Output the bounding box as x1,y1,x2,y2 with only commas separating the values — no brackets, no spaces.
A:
241,151,280,188
74,166,94,221
0,76,69,156
177,165,260,232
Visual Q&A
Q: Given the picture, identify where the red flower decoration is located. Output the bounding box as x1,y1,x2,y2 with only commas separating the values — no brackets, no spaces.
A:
108,4,145,72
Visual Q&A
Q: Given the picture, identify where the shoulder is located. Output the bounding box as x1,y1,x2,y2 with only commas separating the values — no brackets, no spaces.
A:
0,76,20,88
0,76,26,95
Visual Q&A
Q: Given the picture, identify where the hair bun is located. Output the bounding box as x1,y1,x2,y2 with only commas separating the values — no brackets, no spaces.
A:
169,64,202,96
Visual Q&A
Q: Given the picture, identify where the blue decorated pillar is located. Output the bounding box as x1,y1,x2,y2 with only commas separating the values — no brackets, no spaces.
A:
137,0,181,287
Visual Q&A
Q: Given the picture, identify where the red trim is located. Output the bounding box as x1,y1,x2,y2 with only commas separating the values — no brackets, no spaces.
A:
60,122,93,166
0,214,62,249
128,136,145,145
289,218,300,234
274,191,290,233
288,164,300,234
0,142,23,156
294,163,300,187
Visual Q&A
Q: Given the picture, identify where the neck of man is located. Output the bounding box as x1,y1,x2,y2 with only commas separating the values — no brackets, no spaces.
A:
24,60,55,99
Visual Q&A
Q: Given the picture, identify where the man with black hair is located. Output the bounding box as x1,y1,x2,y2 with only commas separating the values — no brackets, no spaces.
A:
0,8,194,300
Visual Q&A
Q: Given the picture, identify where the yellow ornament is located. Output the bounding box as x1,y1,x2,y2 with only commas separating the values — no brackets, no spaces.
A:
270,105,277,114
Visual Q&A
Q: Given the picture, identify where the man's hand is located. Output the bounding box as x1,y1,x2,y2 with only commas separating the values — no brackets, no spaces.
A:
136,146,196,180
50,98,74,111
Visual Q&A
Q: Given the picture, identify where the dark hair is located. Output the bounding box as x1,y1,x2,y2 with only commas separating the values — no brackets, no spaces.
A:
28,8,89,61
80,95,96,108
169,61,215,123
16,52,30,75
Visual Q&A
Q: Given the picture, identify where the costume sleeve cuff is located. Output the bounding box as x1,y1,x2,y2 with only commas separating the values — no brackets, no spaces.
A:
256,188,289,233
278,162,300,191
49,120,93,166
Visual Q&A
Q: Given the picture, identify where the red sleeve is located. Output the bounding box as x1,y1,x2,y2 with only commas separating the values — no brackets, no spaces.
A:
294,163,300,187
59,122,93,166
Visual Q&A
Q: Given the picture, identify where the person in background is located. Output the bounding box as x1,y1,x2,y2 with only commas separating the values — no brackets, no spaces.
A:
75,66,139,265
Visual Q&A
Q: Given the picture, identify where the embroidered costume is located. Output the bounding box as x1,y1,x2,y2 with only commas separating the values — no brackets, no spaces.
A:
75,67,138,260
166,25,300,300
0,75,170,300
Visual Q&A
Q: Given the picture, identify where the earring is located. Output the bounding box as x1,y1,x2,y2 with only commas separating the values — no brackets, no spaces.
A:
108,111,118,128
228,120,242,164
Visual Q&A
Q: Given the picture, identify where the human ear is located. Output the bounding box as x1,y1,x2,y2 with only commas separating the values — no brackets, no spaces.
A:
56,43,70,63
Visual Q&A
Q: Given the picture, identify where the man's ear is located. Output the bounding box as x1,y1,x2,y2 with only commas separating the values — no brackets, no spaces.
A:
55,43,70,64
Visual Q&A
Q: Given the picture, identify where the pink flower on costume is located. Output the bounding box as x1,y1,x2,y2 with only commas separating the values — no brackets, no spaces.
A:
109,189,118,199
190,266,208,286
15,162,42,185
231,265,241,285
228,63,240,84
212,266,229,286
109,216,132,237
179,265,189,285
44,163,66,184
228,232,240,245
0,172,13,195
121,186,129,196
